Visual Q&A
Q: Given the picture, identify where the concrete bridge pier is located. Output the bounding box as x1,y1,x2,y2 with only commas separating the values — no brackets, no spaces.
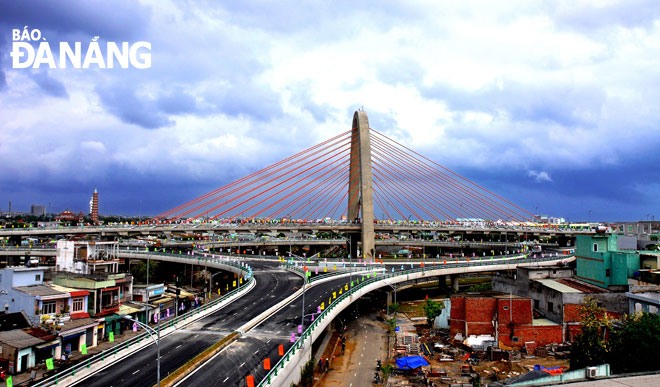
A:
450,274,460,292
437,275,448,291
348,233,360,260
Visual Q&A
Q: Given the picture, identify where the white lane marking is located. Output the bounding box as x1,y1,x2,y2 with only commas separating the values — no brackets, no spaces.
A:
175,344,182,349
240,362,246,367
132,370,140,375
266,339,271,344
254,350,259,354
223,377,229,383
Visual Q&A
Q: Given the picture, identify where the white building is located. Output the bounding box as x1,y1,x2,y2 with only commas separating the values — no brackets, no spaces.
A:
56,240,120,274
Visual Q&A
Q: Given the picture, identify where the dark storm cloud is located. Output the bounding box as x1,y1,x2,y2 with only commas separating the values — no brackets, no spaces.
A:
423,80,606,128
453,135,660,221
0,0,150,40
96,84,173,129
0,0,151,97
0,66,5,90
29,70,68,98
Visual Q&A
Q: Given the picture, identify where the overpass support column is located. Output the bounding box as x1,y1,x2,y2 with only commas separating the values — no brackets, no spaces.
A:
450,275,460,292
437,275,447,291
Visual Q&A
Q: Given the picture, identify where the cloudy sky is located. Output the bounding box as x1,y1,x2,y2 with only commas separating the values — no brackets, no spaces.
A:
1,0,659,222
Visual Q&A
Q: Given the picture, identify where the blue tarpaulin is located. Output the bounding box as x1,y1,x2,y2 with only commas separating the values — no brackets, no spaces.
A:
396,356,429,370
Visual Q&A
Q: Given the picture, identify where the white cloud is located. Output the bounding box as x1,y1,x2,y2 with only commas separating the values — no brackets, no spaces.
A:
1,0,659,217
527,170,553,183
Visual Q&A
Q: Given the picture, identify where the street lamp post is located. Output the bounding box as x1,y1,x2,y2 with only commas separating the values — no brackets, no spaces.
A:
122,315,160,387
349,236,352,296
208,270,224,300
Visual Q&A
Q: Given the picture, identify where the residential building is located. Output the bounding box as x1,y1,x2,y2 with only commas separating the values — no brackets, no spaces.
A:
609,221,660,249
0,267,47,324
56,240,120,274
0,329,44,374
52,272,132,317
30,205,46,217
52,272,132,341
575,234,640,290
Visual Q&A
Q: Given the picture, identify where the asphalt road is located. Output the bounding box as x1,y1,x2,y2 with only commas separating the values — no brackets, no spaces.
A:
178,273,383,387
78,263,302,387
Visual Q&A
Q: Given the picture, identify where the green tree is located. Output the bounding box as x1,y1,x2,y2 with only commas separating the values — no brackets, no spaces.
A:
423,299,444,325
130,260,160,283
380,363,394,380
570,297,612,369
291,357,316,387
386,317,397,335
608,313,660,373
387,302,400,315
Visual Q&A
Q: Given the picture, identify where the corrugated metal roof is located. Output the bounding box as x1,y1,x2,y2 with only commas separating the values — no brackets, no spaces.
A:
14,284,68,297
533,318,559,326
0,329,45,349
535,279,582,293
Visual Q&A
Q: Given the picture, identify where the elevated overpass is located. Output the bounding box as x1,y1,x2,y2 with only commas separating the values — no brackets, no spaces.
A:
0,222,592,238
30,248,572,387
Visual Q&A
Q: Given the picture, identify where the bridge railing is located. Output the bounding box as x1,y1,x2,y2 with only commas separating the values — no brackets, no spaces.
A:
118,247,253,276
256,253,574,387
279,262,383,283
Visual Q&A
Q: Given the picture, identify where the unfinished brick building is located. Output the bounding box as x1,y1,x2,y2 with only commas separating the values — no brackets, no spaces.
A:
450,292,562,349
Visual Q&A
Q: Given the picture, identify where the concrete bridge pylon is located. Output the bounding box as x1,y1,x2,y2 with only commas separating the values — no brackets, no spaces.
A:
347,110,375,260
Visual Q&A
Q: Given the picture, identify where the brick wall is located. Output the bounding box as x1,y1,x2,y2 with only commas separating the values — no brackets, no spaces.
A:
497,298,533,325
465,297,496,323
450,296,465,319
563,304,582,322
449,296,466,338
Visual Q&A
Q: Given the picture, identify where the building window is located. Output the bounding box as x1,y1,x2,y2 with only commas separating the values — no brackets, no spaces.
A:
512,337,519,342
593,243,598,252
548,301,554,312
503,305,509,311
72,297,84,312
42,301,56,314
35,274,41,281
534,299,540,309
606,269,611,277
